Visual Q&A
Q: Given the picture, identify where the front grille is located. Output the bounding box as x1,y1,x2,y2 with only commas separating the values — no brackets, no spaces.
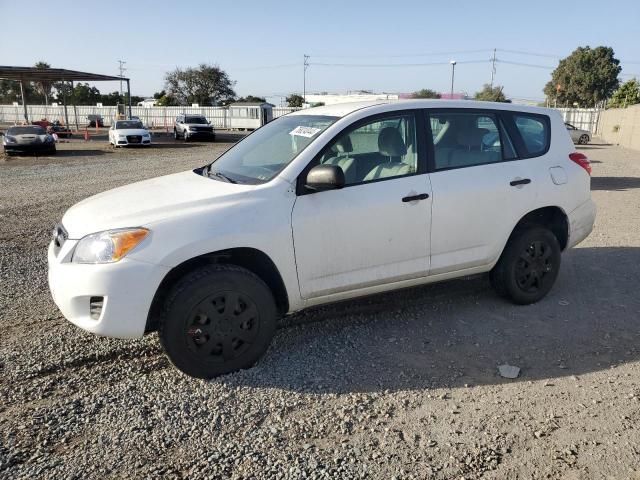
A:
193,127,212,132
52,223,68,256
127,135,142,143
89,296,104,320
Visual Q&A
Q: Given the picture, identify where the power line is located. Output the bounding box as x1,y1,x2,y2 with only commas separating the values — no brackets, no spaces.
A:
497,48,561,59
310,59,490,68
496,59,554,69
311,49,493,59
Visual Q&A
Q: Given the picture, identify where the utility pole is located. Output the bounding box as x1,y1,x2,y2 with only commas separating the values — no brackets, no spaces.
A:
490,48,497,90
303,54,310,104
450,60,457,98
117,60,127,110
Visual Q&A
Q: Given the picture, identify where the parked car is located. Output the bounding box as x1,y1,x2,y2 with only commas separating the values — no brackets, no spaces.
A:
174,114,215,141
3,125,56,156
108,120,151,147
87,114,104,128
48,100,596,378
565,123,590,144
48,120,72,138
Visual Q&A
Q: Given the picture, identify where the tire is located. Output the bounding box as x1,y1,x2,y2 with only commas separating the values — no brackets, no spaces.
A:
578,134,590,145
183,130,189,142
489,226,561,305
173,129,179,140
159,264,277,379
49,145,56,155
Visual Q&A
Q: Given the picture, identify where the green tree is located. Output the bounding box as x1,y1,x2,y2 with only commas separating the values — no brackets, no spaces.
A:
70,83,102,105
608,79,640,108
411,88,441,99
164,64,236,105
474,84,510,102
235,95,267,103
543,46,621,107
153,90,179,106
286,94,304,107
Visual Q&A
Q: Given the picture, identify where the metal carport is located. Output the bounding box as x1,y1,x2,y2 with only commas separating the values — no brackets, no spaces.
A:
0,66,132,128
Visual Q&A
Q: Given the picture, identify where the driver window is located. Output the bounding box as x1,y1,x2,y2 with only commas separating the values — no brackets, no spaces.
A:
320,114,418,185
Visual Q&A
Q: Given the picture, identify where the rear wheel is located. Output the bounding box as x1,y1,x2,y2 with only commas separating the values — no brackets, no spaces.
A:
159,265,277,378
173,129,179,140
490,227,561,305
578,134,590,145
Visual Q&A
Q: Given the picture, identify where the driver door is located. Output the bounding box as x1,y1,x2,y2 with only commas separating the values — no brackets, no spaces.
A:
291,111,432,299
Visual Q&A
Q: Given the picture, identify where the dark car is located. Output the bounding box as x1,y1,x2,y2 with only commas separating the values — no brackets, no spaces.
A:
87,115,104,128
2,125,56,156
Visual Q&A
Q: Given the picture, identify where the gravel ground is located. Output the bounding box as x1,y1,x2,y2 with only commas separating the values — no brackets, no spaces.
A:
1,137,639,479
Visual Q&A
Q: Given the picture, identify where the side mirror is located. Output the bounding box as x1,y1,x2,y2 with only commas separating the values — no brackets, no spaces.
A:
305,164,345,191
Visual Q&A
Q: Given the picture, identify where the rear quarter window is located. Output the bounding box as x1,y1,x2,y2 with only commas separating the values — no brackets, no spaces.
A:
513,114,550,157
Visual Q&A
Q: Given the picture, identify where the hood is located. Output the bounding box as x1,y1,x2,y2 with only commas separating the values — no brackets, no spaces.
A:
113,128,149,136
11,133,50,144
62,170,252,238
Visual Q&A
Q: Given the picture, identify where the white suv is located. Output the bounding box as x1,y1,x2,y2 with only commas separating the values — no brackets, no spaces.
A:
48,100,596,378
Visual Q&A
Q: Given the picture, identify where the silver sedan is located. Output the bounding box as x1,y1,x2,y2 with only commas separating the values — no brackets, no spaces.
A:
565,123,591,145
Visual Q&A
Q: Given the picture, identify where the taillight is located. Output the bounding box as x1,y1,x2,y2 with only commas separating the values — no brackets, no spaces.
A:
569,152,591,175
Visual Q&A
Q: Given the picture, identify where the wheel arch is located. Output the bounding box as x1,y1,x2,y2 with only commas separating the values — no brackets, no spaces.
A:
507,206,569,252
145,247,289,333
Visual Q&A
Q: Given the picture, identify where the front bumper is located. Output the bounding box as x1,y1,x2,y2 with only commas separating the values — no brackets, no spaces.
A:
4,142,55,153
48,240,170,338
568,199,597,248
116,138,152,146
185,130,215,140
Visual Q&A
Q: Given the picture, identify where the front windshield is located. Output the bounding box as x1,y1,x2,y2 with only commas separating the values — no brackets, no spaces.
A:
115,121,144,129
207,115,337,184
185,116,208,124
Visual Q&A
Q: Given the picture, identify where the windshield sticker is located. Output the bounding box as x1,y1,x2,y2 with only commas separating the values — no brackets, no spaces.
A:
289,126,321,138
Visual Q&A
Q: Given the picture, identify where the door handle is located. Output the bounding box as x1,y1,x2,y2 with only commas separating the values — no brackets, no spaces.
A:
510,178,531,186
402,193,430,202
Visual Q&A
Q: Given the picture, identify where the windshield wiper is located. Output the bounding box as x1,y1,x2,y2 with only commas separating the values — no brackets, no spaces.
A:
207,167,237,184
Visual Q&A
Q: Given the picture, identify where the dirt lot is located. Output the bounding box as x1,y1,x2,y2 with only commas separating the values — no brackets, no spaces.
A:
1,138,639,479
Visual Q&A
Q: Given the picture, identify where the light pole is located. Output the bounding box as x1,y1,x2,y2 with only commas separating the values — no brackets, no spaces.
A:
450,60,457,98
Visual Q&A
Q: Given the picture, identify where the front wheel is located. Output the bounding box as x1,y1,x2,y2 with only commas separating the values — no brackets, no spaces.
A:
578,134,590,145
173,129,179,140
159,265,277,378
489,227,561,305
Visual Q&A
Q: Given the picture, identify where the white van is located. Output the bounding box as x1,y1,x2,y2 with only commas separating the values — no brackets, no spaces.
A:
48,100,596,378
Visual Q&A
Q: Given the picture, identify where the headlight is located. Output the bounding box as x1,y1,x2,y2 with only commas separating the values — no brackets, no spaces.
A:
117,135,126,139
143,133,150,138
72,228,149,264
4,135,17,144
44,136,53,143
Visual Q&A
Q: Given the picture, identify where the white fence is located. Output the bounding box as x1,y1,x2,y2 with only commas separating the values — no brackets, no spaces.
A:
0,104,300,129
0,103,603,135
555,108,601,134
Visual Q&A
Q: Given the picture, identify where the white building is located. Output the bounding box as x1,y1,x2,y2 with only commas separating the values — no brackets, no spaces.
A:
304,92,399,106
137,98,157,107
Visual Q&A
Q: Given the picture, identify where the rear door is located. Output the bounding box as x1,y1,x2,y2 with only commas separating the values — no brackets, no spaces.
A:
425,109,546,275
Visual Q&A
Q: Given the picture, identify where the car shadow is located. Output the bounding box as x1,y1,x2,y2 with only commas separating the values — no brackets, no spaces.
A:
52,149,110,157
591,176,640,191
221,247,640,394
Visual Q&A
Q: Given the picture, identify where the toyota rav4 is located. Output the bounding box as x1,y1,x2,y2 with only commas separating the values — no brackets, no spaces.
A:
48,100,596,378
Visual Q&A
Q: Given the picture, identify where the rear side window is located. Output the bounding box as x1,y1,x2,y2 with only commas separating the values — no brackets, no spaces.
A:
513,114,550,157
428,111,513,170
